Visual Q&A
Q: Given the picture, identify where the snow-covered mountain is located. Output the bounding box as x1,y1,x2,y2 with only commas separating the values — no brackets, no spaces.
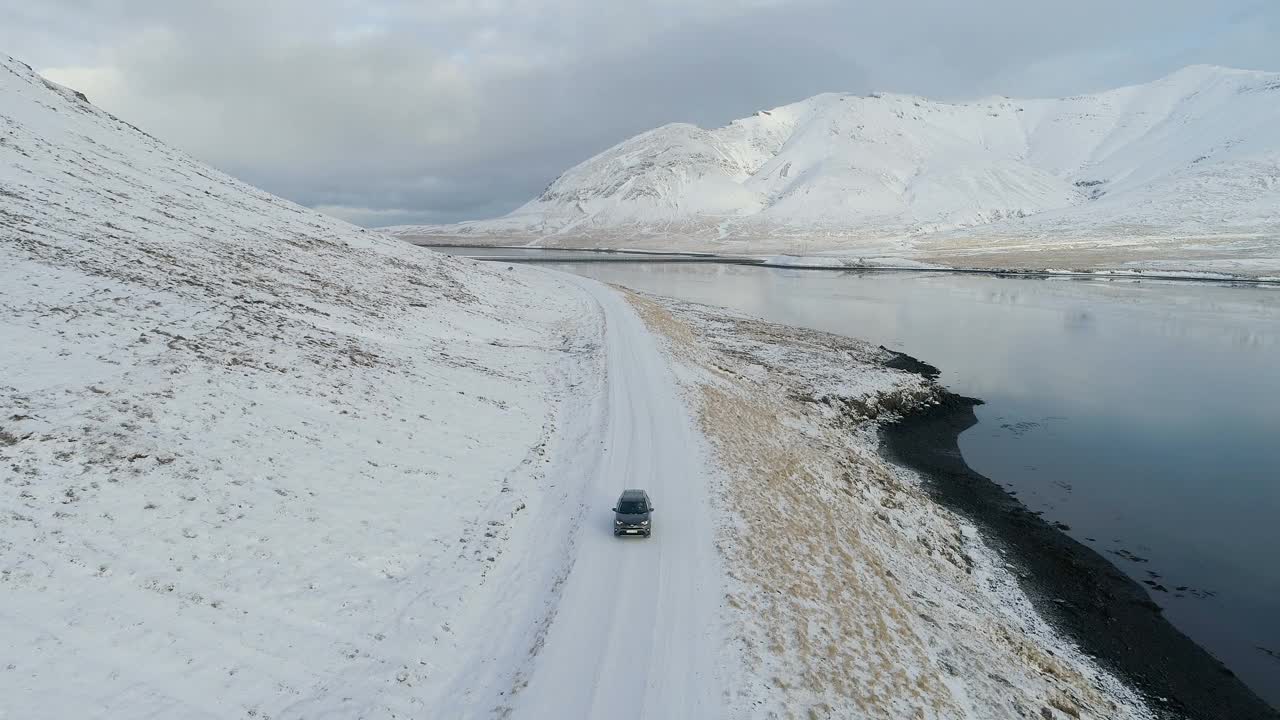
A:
386,65,1280,273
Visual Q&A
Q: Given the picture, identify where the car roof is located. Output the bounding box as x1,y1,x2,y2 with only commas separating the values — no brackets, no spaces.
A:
619,489,648,499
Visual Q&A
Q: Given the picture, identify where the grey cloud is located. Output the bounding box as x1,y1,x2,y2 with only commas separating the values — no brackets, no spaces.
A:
4,0,1279,226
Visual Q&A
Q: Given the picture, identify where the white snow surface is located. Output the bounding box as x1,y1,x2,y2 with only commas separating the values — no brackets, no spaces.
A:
2,51,1160,720
386,65,1280,274
505,274,723,719
1,53,729,718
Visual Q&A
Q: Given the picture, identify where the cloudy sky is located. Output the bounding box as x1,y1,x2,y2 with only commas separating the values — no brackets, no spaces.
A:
3,0,1278,227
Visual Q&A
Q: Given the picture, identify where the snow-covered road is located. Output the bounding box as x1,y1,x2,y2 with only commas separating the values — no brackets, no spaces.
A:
509,276,723,719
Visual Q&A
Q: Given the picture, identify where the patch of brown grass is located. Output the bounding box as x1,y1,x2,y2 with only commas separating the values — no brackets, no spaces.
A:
618,288,699,355
696,379,959,719
622,290,1147,720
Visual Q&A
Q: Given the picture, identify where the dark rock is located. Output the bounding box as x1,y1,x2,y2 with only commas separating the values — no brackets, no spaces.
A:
882,391,1279,719
879,346,941,380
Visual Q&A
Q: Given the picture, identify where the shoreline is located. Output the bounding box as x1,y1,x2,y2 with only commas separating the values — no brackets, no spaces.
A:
629,290,1158,717
879,371,1279,720
410,242,1280,286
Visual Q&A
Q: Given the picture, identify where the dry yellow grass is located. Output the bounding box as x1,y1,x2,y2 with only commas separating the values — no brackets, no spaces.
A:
698,382,958,718
622,289,1151,720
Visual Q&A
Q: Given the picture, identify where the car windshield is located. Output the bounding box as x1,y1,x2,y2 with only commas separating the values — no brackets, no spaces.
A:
618,499,647,514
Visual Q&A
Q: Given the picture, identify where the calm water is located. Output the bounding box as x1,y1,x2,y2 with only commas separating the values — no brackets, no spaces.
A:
443,249,1280,705
432,246,712,261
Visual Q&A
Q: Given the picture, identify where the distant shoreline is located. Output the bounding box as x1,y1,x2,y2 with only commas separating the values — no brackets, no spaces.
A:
880,369,1280,720
415,243,1280,286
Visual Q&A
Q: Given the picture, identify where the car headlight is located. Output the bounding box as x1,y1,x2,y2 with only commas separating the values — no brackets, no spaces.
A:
640,520,649,525
615,520,623,525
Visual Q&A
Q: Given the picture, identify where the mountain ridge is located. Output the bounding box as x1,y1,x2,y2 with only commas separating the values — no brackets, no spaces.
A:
385,65,1280,274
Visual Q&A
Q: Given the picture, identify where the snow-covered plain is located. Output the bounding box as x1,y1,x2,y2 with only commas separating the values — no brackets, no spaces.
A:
386,65,1280,276
5,52,1160,719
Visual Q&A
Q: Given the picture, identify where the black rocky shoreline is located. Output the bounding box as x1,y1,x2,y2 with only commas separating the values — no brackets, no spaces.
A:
879,351,1279,720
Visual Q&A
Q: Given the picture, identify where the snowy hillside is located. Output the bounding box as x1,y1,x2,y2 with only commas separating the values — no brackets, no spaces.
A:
0,53,604,717
387,66,1280,274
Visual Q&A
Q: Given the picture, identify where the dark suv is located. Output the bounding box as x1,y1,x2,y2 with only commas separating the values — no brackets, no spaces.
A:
613,489,653,537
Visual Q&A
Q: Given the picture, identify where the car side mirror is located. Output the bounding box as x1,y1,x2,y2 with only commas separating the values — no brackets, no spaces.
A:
650,507,655,512
611,507,617,512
